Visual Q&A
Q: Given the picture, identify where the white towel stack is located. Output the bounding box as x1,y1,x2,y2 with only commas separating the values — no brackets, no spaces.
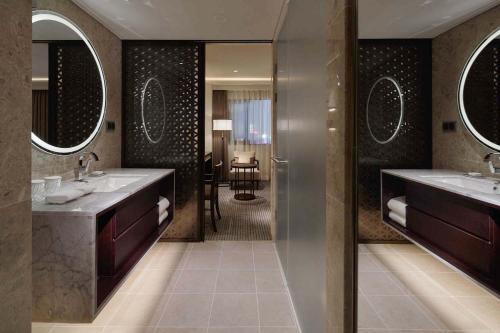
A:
387,196,407,227
158,196,170,225
45,184,96,204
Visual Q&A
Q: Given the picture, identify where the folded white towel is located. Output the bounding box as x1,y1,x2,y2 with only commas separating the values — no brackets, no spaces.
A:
388,196,407,218
158,196,170,213
389,211,406,227
159,210,169,225
46,189,84,204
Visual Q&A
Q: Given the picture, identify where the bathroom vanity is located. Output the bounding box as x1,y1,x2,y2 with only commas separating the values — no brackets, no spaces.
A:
32,168,175,322
382,169,500,294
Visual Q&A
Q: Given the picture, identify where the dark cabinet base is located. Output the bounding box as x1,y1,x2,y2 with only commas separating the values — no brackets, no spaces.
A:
382,173,500,294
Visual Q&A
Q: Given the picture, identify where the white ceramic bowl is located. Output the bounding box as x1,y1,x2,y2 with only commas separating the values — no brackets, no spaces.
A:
44,176,62,194
32,180,45,202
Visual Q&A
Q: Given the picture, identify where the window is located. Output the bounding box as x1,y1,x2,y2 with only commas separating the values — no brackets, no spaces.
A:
229,91,272,145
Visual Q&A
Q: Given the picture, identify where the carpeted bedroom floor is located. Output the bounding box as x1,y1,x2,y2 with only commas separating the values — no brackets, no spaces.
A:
204,181,272,240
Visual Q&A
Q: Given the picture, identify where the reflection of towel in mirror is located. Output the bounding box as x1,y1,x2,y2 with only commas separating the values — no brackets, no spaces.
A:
388,196,407,217
46,189,84,204
159,211,168,225
158,196,170,214
389,211,406,227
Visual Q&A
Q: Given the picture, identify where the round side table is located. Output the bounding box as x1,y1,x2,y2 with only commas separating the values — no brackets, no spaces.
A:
232,163,258,201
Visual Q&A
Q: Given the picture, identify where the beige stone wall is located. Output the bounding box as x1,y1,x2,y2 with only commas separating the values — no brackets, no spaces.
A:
326,0,356,332
0,0,32,332
433,5,500,175
32,0,122,180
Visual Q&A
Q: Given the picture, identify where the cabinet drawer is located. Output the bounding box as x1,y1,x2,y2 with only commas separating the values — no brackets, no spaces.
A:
406,182,491,241
115,185,159,237
407,207,494,275
114,208,158,270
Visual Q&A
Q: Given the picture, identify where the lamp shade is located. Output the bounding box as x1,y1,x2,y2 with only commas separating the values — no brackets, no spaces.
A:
213,119,232,131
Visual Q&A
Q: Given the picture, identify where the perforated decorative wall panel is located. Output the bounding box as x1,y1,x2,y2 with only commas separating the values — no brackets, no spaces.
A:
48,41,102,148
358,40,432,241
123,41,204,239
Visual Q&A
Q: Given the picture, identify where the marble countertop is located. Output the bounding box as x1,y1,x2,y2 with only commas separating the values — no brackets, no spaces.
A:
32,168,174,216
383,169,500,208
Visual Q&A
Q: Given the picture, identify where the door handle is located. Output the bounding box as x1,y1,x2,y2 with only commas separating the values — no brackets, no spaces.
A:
271,156,289,164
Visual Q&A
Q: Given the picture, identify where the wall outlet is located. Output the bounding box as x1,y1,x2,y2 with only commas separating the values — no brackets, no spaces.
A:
442,121,457,132
106,121,116,132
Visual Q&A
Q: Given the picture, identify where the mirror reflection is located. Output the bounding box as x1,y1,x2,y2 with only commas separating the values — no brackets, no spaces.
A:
32,12,105,154
460,29,500,151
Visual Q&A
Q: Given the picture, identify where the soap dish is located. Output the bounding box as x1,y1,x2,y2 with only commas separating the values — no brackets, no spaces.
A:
89,171,105,177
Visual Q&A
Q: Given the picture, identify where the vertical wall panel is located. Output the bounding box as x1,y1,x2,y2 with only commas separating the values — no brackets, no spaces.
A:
357,40,433,241
123,41,204,240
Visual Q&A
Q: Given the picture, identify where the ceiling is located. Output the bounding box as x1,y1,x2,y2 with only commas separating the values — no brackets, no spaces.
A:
205,43,272,85
359,0,500,38
72,0,286,40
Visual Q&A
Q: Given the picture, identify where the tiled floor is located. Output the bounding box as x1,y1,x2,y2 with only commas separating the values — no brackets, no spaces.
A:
358,243,500,332
32,241,299,333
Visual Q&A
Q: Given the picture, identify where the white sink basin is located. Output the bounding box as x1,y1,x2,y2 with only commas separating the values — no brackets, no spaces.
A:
86,174,146,192
421,175,500,195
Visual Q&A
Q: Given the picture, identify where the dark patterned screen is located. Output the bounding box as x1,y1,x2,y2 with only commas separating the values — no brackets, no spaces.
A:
123,41,204,235
358,40,433,241
463,40,500,145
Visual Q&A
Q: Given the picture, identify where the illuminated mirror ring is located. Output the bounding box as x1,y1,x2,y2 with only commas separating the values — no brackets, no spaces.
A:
31,10,107,155
141,77,166,144
458,27,500,152
366,76,405,145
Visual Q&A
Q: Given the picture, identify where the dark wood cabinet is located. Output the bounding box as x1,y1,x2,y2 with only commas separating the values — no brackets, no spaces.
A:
382,173,500,294
96,172,175,308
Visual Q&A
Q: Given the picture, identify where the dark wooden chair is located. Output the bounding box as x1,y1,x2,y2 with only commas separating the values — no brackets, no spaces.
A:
204,161,222,232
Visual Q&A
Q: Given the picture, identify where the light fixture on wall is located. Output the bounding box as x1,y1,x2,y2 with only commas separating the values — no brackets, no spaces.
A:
213,119,232,180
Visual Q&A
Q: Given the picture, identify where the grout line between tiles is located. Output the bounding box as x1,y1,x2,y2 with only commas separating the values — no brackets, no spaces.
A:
252,242,262,333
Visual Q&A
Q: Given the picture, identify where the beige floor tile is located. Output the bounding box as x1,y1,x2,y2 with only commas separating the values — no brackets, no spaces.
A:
258,293,296,327
252,241,276,252
388,243,426,255
359,272,407,296
184,252,221,270
188,241,222,252
216,270,256,292
50,326,104,333
101,326,156,333
254,252,281,270
173,270,218,292
93,292,128,325
158,293,212,328
209,293,259,327
401,254,454,273
116,267,146,293
358,293,386,329
455,296,500,330
130,269,180,295
372,252,419,272
208,328,258,333
365,244,394,253
425,272,491,297
368,295,439,330
222,241,253,252
359,254,387,272
255,270,286,292
155,242,190,253
156,328,206,333
358,244,370,253
389,270,448,296
260,328,299,333
109,294,168,326
220,251,254,270
148,251,188,270
356,330,389,333
411,295,488,331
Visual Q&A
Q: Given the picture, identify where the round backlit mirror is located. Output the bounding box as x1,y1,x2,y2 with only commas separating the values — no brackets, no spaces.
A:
459,27,500,151
32,11,106,155
141,77,166,144
366,76,404,144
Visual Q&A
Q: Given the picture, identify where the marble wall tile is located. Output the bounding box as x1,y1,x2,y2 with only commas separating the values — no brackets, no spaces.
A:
0,0,32,332
31,0,122,180
325,0,356,333
433,5,500,176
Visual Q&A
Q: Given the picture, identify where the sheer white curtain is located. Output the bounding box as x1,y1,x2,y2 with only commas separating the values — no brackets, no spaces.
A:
227,90,272,180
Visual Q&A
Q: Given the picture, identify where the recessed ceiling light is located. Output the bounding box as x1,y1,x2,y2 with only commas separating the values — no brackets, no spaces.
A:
233,70,239,73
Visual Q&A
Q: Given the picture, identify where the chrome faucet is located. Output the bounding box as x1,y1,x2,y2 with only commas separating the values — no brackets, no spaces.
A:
75,152,99,180
484,152,500,174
